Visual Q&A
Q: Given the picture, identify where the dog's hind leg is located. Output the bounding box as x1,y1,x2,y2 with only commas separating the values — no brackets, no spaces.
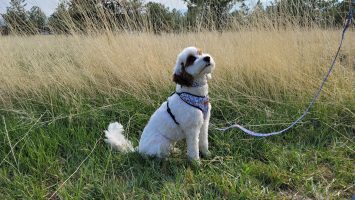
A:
139,134,171,158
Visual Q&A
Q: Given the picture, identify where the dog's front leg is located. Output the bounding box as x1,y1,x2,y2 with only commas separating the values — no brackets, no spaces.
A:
199,104,211,158
186,129,201,161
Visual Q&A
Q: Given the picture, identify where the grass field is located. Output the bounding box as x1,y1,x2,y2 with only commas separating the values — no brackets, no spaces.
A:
0,29,354,199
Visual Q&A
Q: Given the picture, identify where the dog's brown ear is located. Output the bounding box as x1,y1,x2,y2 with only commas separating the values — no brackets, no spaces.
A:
173,72,194,87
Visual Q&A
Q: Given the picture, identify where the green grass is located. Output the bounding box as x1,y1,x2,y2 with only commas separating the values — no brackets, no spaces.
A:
0,87,353,199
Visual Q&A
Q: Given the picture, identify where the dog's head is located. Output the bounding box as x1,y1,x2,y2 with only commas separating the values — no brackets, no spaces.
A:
173,47,215,87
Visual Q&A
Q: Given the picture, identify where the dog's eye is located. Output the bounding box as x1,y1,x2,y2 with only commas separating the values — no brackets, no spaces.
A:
185,55,197,67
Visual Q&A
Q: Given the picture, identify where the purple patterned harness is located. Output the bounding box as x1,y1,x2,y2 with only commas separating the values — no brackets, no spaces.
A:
167,92,209,125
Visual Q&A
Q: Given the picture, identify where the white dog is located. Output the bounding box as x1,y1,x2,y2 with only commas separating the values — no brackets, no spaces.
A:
104,47,215,161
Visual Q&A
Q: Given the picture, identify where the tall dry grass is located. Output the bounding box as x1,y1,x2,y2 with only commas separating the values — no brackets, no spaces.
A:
0,5,354,198
0,29,353,108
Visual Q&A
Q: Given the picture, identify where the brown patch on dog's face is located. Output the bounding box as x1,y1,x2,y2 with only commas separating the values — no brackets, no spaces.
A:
173,73,194,87
172,61,194,86
185,54,197,68
197,48,202,55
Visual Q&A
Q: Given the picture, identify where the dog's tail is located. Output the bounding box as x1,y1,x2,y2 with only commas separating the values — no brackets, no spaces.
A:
104,122,135,153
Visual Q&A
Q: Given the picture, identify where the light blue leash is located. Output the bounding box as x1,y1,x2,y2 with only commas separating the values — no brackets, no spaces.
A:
217,5,354,137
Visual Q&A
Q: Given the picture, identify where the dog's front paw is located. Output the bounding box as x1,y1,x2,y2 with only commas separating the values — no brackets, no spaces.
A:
200,150,211,159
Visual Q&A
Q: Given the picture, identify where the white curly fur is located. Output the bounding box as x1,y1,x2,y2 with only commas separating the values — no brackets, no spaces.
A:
104,47,215,161
104,122,134,152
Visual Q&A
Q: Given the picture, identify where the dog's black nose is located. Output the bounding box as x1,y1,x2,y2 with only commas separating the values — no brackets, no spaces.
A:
203,56,210,63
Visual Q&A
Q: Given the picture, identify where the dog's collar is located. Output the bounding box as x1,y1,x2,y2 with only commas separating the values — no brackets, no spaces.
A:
174,72,208,88
191,80,207,87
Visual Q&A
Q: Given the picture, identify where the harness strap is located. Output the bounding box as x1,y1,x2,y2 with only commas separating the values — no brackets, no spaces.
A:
176,92,209,119
166,101,180,125
166,92,209,125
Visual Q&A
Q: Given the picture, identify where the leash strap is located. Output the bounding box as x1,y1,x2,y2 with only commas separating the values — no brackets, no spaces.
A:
217,7,353,137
